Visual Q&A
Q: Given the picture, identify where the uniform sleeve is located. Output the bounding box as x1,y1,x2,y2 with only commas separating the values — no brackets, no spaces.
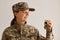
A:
46,27,54,40
1,27,10,40
1,30,8,40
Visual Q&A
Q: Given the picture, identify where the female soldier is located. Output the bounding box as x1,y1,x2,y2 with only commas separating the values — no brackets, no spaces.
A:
2,2,53,40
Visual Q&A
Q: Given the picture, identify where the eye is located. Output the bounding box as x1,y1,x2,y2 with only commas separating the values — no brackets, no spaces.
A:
19,11,24,13
20,11,25,13
21,11,27,14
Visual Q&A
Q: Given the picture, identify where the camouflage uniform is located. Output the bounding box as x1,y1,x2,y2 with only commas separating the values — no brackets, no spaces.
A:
2,22,53,40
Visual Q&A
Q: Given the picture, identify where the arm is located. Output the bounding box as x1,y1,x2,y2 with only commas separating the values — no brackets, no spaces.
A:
1,28,11,40
37,20,54,40
45,27,53,40
1,31,7,40
37,28,53,40
44,20,54,40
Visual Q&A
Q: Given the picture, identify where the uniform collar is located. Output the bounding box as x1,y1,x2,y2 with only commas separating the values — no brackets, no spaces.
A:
14,21,27,30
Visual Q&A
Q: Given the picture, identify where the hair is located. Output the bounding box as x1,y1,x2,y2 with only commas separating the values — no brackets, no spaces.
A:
11,16,27,26
10,16,16,26
10,4,19,26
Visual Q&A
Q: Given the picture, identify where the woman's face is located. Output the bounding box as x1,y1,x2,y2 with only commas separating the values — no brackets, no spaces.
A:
15,9,29,22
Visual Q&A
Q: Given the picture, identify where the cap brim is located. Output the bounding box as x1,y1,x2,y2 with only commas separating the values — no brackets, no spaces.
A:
29,8,35,11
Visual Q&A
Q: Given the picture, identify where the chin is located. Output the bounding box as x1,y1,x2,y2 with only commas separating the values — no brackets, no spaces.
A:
22,19,27,22
22,18,27,22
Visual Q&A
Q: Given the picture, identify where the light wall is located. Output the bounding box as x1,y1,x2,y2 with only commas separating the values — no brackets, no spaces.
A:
0,0,60,40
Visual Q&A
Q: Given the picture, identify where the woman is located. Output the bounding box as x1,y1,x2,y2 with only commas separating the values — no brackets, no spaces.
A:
2,2,53,40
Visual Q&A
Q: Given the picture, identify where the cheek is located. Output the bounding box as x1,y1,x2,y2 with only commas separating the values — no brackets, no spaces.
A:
17,13,26,19
21,13,27,17
16,13,22,19
16,13,28,20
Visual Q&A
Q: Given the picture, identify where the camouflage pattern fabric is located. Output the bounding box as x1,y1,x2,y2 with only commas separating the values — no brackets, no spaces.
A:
2,23,53,40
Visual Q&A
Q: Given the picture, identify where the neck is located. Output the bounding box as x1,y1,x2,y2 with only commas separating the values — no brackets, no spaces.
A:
16,18,25,25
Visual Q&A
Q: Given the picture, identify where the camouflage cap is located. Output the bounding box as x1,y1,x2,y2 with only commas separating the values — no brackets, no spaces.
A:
12,2,35,12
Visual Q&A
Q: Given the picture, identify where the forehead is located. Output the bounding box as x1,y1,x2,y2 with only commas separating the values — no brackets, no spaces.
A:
19,9,29,12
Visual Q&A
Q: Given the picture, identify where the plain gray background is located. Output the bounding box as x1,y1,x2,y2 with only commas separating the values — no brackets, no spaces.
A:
0,0,60,40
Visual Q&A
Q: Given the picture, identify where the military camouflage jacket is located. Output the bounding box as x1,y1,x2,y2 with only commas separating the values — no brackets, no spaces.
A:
2,23,53,40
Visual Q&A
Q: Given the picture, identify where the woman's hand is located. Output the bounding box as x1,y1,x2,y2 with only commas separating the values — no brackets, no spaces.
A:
44,20,52,30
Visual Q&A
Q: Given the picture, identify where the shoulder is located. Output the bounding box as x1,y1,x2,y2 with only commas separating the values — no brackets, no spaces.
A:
2,25,16,35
